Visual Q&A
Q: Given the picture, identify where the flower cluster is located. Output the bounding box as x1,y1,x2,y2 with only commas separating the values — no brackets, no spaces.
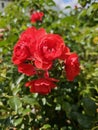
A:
12,11,80,95
30,11,44,23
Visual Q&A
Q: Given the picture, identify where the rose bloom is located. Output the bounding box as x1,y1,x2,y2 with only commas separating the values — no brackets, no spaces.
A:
20,27,47,58
12,40,31,65
34,34,65,70
12,27,46,65
20,27,46,44
30,11,44,23
65,53,80,81
25,78,57,95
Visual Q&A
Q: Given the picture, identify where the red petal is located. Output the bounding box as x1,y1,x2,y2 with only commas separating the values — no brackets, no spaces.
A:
34,60,52,70
18,63,36,76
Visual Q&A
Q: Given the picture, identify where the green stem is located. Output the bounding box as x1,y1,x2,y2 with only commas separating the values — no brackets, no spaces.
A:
92,126,98,130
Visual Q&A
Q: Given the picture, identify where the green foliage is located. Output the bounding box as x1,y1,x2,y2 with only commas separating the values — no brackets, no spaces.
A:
0,0,98,129
78,0,91,7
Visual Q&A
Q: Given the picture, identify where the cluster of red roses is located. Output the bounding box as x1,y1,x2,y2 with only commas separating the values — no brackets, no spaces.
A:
12,11,80,95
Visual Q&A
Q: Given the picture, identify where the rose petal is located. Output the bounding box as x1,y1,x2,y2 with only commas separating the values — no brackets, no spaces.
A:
18,63,36,76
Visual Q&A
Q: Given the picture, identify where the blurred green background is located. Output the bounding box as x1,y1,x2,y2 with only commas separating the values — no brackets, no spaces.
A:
0,0,98,129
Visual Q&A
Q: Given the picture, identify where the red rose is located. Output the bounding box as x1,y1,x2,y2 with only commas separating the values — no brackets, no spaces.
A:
20,27,46,43
18,63,36,76
65,53,80,81
20,27,47,58
12,27,47,65
25,78,57,95
34,34,65,70
30,11,44,23
12,40,31,65
19,27,37,48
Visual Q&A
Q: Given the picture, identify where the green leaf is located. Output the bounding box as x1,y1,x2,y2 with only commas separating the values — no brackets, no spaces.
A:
16,74,24,85
77,114,94,129
45,0,55,6
71,112,94,129
82,97,97,117
62,102,71,117
65,6,71,9
13,117,23,126
23,96,39,106
78,9,87,19
8,96,22,112
22,108,31,116
40,124,51,130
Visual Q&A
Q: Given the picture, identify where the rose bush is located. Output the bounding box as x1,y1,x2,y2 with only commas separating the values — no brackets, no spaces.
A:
0,0,97,129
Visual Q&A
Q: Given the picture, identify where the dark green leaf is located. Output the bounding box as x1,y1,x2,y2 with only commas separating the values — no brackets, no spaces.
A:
82,97,97,117
8,96,22,112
